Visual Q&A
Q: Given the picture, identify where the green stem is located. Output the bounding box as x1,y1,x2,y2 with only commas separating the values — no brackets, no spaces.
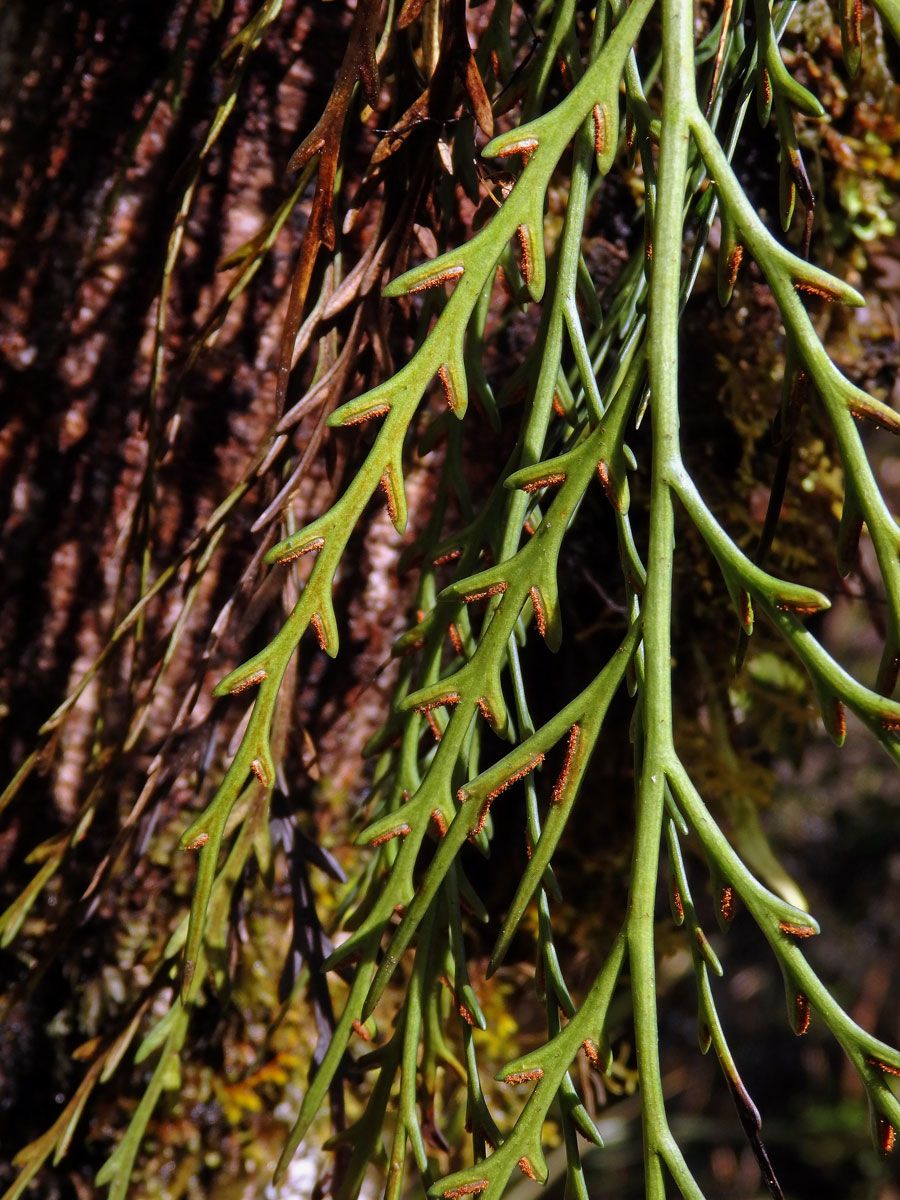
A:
627,0,694,1194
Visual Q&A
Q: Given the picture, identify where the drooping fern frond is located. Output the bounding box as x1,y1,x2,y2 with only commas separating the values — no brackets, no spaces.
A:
5,0,900,1197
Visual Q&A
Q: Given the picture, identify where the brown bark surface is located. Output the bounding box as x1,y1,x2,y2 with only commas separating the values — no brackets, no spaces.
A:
0,3,416,1187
